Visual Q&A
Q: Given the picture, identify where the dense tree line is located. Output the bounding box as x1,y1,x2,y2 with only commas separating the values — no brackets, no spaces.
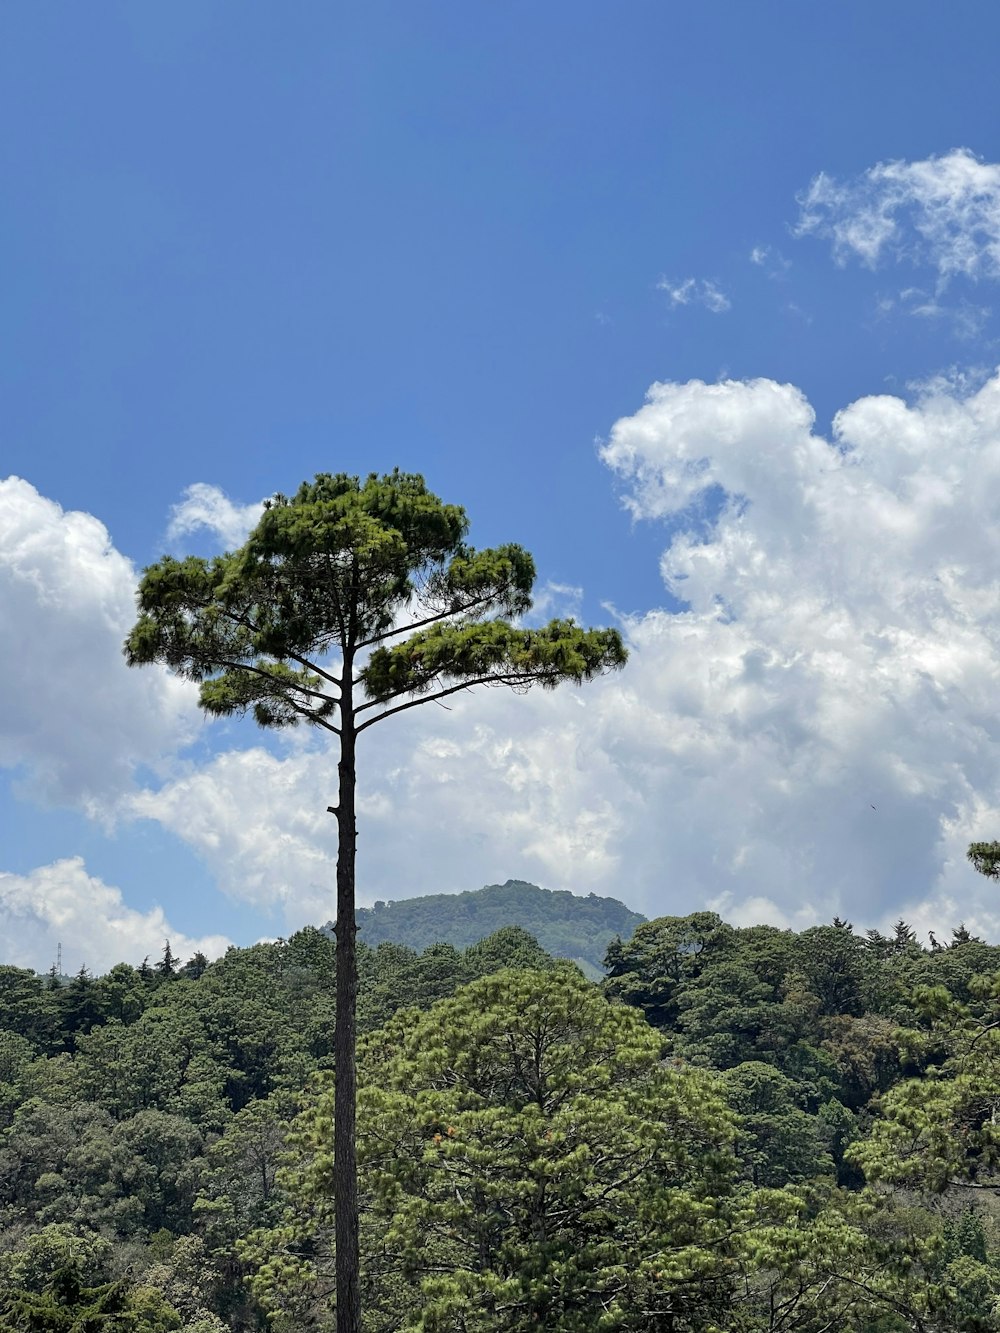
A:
2,913,1000,1329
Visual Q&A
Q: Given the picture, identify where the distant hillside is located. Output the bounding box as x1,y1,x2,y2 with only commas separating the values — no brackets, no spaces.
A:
329,880,646,978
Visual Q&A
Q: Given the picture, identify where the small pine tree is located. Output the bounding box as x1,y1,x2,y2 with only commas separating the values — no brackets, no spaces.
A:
893,919,917,950
155,939,177,983
950,923,979,947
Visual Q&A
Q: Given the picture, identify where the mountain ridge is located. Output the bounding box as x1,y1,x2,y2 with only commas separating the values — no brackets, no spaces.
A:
322,879,646,977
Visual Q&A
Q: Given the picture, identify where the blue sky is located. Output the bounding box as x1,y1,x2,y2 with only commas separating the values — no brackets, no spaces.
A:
5,2,1000,970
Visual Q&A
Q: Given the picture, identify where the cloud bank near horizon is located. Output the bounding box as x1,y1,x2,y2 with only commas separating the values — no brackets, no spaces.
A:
8,367,1000,962
119,371,1000,941
0,857,231,975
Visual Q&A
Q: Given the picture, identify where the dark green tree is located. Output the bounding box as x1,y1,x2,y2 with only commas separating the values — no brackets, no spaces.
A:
124,470,627,1332
56,966,106,1050
604,911,734,1029
94,963,150,1026
180,951,210,981
464,924,553,975
723,1061,833,1187
156,940,179,984
0,965,59,1051
969,842,1000,879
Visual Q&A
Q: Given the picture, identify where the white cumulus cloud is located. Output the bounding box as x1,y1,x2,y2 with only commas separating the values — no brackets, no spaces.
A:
598,372,1000,934
128,747,340,924
167,482,264,550
0,858,231,974
796,148,1000,282
0,477,200,811
126,695,625,933
118,374,1000,942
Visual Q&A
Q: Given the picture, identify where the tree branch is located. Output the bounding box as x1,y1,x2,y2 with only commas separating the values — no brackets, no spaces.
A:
354,653,574,717
355,670,564,733
155,587,343,693
354,588,510,651
298,705,340,735
288,651,341,690
213,657,338,709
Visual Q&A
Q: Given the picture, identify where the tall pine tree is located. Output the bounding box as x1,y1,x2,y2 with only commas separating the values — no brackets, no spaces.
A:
125,470,627,1331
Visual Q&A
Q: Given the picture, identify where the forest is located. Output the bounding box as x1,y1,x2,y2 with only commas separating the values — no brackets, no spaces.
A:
3,911,1000,1330
347,880,647,977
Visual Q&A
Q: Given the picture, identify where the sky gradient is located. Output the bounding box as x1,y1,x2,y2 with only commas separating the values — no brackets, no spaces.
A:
4,3,1000,971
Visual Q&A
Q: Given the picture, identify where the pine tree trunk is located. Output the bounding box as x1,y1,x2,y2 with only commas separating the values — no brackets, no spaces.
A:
334,718,360,1333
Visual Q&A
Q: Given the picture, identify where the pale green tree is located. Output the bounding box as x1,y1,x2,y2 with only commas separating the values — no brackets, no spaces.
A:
248,965,743,1332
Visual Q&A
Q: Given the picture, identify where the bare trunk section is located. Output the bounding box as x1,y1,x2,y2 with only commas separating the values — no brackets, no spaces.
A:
334,712,360,1333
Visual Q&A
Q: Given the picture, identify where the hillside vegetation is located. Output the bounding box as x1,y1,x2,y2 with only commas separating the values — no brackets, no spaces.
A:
335,878,646,976
3,914,1000,1328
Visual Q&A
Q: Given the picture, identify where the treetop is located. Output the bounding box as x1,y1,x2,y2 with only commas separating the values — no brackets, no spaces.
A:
125,469,627,735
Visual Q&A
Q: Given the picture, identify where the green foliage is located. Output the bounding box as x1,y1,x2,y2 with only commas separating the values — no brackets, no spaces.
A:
605,913,903,1109
194,1092,294,1249
462,925,553,975
723,1061,834,1187
851,982,1000,1193
125,471,626,733
353,881,645,976
969,841,1000,879
0,966,58,1052
796,922,879,1017
248,966,742,1331
604,912,735,1028
361,617,626,702
0,1102,203,1237
5,909,1000,1328
726,1189,951,1332
0,1224,185,1331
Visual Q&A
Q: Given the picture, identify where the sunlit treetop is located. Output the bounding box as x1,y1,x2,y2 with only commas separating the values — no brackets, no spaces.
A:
125,469,627,735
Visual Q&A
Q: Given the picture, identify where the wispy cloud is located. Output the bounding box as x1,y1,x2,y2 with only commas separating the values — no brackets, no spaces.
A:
795,148,1000,283
167,482,264,550
904,364,992,400
526,580,584,623
657,276,731,313
906,296,991,340
784,301,812,325
874,285,991,339
749,245,791,278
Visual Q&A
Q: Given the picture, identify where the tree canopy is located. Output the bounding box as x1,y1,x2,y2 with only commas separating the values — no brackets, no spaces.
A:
125,471,626,734
349,880,646,977
5,915,1000,1329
